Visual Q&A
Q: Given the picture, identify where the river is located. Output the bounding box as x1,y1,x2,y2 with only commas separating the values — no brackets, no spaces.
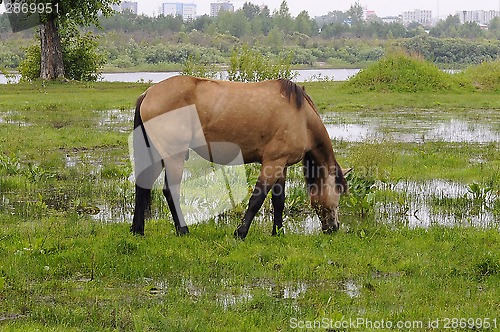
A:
1,68,360,84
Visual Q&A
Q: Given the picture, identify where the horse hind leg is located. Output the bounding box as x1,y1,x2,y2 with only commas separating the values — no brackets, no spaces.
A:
132,160,163,235
162,157,189,235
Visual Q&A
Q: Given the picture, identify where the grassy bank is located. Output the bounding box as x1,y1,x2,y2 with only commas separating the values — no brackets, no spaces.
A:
1,80,499,330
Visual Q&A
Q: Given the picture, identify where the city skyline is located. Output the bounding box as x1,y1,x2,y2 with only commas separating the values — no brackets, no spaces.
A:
1,0,499,19
130,0,500,19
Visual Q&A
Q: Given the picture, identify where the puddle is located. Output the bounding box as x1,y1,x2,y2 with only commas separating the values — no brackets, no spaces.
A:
96,109,133,132
323,110,499,143
64,152,103,175
343,279,361,298
148,278,361,311
378,180,498,228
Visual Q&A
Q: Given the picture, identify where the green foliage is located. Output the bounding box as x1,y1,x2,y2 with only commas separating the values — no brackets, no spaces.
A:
401,35,499,66
19,29,106,81
458,60,500,91
227,44,296,82
343,52,457,92
181,54,220,79
61,29,106,81
344,172,377,217
18,44,41,81
43,0,119,27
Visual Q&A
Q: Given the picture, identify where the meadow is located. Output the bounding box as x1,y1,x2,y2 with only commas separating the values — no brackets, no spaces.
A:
0,69,499,331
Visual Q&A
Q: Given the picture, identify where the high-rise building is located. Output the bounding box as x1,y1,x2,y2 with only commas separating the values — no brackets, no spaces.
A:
402,9,433,26
457,10,500,25
112,1,138,14
162,3,197,21
210,2,234,17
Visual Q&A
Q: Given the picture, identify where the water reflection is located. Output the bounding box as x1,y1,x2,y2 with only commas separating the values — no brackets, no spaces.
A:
323,111,499,143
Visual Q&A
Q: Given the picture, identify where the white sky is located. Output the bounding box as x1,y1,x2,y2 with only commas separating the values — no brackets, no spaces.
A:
135,0,500,19
1,0,498,18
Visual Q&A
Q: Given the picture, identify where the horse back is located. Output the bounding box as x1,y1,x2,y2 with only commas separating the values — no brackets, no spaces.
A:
139,76,314,165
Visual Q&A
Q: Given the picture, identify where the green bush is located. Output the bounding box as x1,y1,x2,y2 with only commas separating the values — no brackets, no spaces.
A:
62,31,106,81
227,44,296,82
343,51,457,92
18,44,41,80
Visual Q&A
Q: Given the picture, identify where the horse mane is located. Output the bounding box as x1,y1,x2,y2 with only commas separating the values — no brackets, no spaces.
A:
278,79,317,112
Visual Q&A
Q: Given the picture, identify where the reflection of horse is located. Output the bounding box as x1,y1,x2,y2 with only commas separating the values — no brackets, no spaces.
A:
131,75,349,239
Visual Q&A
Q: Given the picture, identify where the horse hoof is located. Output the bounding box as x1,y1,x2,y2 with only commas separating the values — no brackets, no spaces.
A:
130,226,144,236
272,228,285,236
234,226,247,240
176,226,189,236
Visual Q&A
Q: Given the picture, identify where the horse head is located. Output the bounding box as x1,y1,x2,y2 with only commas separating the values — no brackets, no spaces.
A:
306,157,352,233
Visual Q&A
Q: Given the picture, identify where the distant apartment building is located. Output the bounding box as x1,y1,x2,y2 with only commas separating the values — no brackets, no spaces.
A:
456,10,500,25
210,2,234,17
112,1,138,14
381,16,402,24
162,3,197,21
402,9,432,26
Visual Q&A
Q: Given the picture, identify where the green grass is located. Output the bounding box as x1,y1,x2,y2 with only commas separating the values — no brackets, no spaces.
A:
1,218,499,331
0,79,499,330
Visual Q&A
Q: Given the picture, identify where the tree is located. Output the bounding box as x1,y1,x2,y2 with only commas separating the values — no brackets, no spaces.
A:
274,1,294,35
242,2,261,20
295,10,317,36
488,17,500,39
37,0,118,80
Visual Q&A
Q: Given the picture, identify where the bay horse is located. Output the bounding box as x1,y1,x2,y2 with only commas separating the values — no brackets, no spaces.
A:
131,75,349,239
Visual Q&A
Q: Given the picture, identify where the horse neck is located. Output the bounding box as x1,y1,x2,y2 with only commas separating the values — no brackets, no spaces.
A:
306,113,336,176
302,125,334,195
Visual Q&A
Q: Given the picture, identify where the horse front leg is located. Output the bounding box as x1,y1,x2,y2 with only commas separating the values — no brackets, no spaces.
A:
271,172,286,236
235,161,286,240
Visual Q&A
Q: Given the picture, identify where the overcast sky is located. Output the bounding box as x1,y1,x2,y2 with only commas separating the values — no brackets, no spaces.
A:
135,0,500,18
0,0,498,18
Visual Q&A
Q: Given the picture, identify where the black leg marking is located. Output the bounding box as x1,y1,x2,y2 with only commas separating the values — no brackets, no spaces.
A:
163,171,189,236
271,176,286,236
234,179,273,240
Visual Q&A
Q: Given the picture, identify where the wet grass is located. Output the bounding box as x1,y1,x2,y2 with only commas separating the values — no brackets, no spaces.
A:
1,218,500,331
0,80,499,330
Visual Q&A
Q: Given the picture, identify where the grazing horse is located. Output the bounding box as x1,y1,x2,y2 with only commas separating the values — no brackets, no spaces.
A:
131,75,349,239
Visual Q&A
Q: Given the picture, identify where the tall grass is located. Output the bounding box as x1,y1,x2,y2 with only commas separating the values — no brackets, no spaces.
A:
458,60,500,92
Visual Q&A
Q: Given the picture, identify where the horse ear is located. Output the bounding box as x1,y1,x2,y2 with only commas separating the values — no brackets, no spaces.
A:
342,168,353,175
302,85,306,92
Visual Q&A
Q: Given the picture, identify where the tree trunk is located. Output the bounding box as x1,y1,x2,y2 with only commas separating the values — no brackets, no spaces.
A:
39,19,65,80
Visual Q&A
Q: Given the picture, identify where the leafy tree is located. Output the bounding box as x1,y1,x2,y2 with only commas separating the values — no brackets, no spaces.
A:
295,10,317,37
274,1,294,35
488,17,500,39
35,0,118,80
346,2,364,26
242,2,261,20
430,15,461,38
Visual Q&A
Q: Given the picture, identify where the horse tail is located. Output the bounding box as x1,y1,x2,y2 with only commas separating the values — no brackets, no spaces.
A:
134,93,147,131
132,92,155,224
